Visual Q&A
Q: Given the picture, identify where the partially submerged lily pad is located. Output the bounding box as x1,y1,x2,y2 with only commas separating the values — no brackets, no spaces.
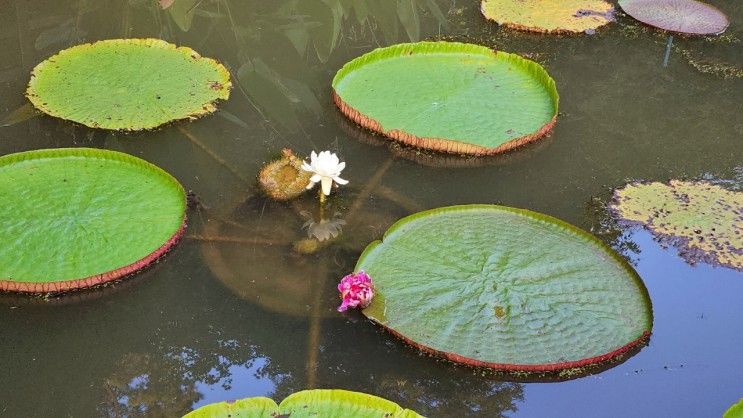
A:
356,205,653,373
183,389,424,417
332,42,558,156
26,38,231,130
611,180,742,270
481,0,615,34
725,398,743,418
257,149,312,201
618,0,729,35
0,148,187,293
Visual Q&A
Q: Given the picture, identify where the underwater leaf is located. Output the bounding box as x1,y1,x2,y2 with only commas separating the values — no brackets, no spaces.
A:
237,59,301,132
0,148,186,293
481,0,615,34
611,180,742,270
357,205,653,373
333,42,559,156
26,39,231,131
725,398,743,418
618,0,729,35
397,0,421,41
183,389,424,417
0,103,41,127
168,0,200,31
159,0,175,9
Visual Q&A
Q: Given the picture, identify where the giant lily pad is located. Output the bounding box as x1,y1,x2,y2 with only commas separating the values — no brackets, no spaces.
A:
332,42,558,156
618,0,729,35
356,205,653,373
26,38,231,130
183,389,424,417
481,0,615,34
0,148,187,293
725,399,743,418
611,180,742,270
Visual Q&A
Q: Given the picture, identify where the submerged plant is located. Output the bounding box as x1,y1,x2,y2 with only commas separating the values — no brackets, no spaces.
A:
302,150,348,203
337,271,375,312
611,180,742,270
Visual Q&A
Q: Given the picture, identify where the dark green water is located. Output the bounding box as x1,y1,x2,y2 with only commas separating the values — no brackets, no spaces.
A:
0,1,741,417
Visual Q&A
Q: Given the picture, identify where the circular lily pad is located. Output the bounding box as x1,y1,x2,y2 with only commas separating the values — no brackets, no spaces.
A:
481,0,615,34
183,389,424,417
356,205,653,372
611,180,742,271
26,38,231,130
0,148,187,293
332,42,559,156
618,0,729,35
725,399,743,418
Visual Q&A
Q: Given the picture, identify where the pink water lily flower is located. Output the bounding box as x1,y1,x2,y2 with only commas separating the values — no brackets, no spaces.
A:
337,271,374,312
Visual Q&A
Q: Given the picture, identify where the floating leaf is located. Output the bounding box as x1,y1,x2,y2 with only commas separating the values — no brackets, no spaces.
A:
725,398,743,418
183,389,424,417
356,205,653,373
333,42,558,156
611,180,742,270
481,0,615,34
0,148,186,293
618,0,729,35
26,39,231,130
258,149,312,201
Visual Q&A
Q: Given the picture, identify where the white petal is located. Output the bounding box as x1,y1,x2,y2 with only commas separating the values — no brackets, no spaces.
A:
320,177,333,195
310,150,318,161
336,161,346,172
309,174,322,183
306,181,317,190
301,162,314,172
333,176,348,185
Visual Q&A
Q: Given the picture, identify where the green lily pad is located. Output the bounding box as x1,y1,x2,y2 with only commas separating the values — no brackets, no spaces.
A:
183,389,424,417
725,398,743,418
481,0,615,34
332,42,558,156
0,148,187,293
611,180,742,271
26,38,231,130
356,205,653,373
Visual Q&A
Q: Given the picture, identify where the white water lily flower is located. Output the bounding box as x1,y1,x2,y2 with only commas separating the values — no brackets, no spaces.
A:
301,150,348,196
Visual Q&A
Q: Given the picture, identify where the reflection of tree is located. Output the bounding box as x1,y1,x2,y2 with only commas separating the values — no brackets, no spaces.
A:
585,195,641,266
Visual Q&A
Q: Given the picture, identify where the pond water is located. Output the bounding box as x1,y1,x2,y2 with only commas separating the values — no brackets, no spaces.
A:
0,1,741,417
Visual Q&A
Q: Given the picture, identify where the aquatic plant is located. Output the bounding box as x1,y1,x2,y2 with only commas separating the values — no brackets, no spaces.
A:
618,0,729,35
480,0,615,34
257,149,312,201
611,180,742,270
355,205,653,373
337,271,375,312
183,389,424,417
26,38,231,130
0,148,186,293
725,398,743,418
301,150,348,201
333,42,558,156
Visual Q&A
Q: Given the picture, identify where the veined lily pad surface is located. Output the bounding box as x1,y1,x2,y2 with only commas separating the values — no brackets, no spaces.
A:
611,180,742,270
183,389,424,417
26,38,231,130
0,148,187,293
332,42,558,156
619,0,729,35
725,398,743,418
356,205,653,373
481,0,615,34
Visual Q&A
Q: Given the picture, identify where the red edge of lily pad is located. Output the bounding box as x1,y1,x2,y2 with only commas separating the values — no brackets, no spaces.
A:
378,322,651,372
0,218,186,294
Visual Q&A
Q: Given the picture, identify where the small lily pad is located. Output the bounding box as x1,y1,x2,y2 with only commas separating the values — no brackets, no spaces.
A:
0,148,187,293
26,38,231,130
481,0,615,34
618,0,729,35
183,389,424,417
333,42,558,156
725,398,743,418
356,205,653,373
611,180,742,270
